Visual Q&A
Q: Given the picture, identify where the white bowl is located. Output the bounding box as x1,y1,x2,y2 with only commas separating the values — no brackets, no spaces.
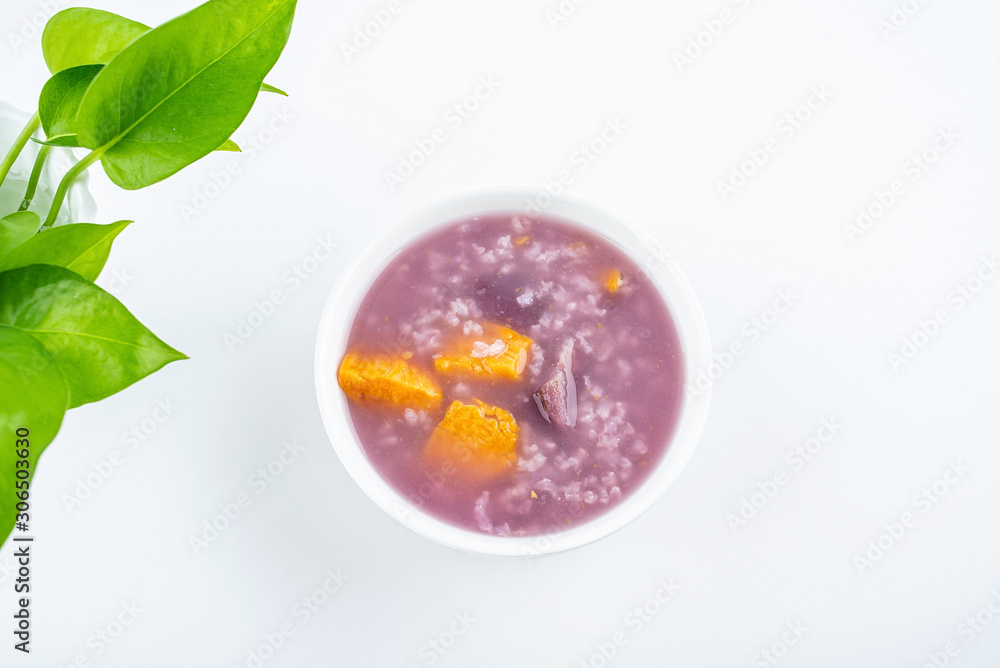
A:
315,188,712,557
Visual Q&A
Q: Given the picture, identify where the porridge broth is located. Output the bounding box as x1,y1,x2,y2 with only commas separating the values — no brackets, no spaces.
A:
340,214,684,536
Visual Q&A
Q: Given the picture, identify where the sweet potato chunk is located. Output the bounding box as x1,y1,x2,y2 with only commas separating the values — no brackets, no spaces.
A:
424,400,518,481
434,323,532,380
338,352,442,410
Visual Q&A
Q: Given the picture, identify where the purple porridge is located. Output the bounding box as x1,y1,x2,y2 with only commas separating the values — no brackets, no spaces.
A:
338,214,684,536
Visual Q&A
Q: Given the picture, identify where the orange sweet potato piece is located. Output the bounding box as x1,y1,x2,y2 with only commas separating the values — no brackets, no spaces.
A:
424,400,518,481
433,323,532,380
602,269,623,294
338,352,442,410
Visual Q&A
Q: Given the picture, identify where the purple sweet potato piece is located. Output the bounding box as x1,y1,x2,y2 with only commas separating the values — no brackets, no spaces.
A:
533,339,577,427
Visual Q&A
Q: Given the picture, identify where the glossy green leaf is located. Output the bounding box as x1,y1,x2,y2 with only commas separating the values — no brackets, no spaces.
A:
0,221,131,281
259,82,288,96
0,326,69,546
0,212,41,259
41,8,148,74
0,265,187,408
217,139,242,152
42,8,284,94
74,0,297,190
38,64,103,147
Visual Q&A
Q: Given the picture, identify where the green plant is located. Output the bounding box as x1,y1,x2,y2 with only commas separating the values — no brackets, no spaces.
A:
0,0,297,546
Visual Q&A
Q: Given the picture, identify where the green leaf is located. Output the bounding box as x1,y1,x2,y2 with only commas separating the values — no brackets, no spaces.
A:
217,139,242,152
259,82,288,96
41,8,149,74
0,221,131,282
0,265,187,408
42,8,285,94
74,0,298,190
38,64,103,147
0,212,41,259
0,326,69,546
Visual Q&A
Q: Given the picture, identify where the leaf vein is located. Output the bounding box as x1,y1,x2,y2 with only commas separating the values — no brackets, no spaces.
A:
10,326,171,354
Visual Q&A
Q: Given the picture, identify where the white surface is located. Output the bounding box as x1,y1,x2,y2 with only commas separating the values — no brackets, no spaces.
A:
1,0,999,666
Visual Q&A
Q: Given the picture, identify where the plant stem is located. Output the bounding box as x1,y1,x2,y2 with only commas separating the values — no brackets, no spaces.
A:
0,113,40,193
42,149,103,229
18,144,51,212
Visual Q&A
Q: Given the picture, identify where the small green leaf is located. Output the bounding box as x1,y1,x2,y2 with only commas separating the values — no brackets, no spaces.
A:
41,8,149,74
0,265,187,408
259,82,288,96
217,139,242,152
74,0,297,190
0,221,131,281
38,64,103,147
0,325,69,546
0,212,41,259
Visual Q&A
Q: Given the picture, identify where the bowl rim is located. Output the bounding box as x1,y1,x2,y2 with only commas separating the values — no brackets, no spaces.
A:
314,186,712,557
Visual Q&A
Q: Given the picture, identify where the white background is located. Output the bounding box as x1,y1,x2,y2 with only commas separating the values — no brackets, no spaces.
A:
2,0,1000,666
